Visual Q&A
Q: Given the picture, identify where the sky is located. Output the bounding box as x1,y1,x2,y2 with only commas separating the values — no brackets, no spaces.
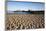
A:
7,1,44,11
8,0,44,2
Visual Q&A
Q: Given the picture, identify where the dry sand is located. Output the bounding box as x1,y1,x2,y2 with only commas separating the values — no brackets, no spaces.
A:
6,14,44,30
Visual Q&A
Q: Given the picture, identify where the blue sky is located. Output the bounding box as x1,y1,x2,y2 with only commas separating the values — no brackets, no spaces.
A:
7,1,44,11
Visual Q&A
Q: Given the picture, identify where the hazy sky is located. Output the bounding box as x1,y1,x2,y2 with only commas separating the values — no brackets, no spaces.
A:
8,0,44,2
7,1,44,11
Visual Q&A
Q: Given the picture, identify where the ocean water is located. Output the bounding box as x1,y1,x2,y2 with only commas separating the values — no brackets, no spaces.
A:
7,11,32,14
7,11,44,14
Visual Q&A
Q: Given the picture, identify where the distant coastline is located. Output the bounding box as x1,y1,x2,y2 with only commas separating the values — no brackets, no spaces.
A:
6,10,44,14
